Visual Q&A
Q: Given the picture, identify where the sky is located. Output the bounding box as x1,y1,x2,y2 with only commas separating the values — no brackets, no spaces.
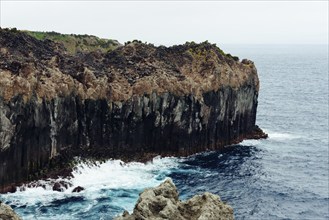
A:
0,1,328,45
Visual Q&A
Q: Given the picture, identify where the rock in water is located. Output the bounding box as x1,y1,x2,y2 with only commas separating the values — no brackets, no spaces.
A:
0,202,22,220
0,28,267,193
72,186,85,193
114,179,234,220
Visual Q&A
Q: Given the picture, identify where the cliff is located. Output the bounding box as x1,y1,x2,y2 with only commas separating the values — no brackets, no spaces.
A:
0,28,267,193
114,179,234,220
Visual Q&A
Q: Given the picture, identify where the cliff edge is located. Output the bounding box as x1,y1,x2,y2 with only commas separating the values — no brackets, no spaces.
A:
0,28,267,193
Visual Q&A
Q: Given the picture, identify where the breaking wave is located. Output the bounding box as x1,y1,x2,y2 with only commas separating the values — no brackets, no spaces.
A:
0,157,179,219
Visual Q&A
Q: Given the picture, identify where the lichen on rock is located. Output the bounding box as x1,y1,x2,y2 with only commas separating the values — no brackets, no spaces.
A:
0,201,22,220
114,178,234,220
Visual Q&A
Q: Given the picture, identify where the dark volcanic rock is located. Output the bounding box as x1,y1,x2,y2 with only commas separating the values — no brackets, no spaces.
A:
52,182,62,192
0,28,267,193
72,186,85,193
52,180,72,192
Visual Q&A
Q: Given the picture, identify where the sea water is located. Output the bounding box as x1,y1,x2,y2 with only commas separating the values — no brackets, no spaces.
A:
1,45,328,219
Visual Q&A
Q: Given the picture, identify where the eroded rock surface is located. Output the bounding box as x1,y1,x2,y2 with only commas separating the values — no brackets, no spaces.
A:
114,179,234,220
0,28,267,193
0,202,22,220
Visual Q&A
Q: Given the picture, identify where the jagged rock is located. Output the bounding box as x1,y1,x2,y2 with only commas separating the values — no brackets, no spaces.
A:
114,179,234,220
72,186,85,193
0,28,267,193
52,180,72,192
0,202,22,220
52,182,62,192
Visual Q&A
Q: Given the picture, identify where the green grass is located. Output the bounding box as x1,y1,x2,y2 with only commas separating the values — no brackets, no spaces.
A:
24,31,120,54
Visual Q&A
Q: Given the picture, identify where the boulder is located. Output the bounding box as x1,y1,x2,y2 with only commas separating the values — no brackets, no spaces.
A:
115,179,234,220
52,180,72,192
0,202,22,220
72,186,85,193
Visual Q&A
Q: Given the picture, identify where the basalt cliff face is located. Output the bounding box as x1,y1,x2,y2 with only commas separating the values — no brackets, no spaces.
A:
0,28,266,193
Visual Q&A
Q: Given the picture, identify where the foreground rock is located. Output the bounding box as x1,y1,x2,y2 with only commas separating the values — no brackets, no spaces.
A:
115,179,234,220
0,28,267,193
0,202,22,220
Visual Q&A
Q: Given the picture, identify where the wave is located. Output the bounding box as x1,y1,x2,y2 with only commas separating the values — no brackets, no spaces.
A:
239,139,262,146
70,156,178,190
266,130,300,141
238,130,300,146
0,156,179,211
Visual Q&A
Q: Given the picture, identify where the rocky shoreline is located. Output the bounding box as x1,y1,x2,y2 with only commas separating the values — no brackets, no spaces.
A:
1,179,234,220
0,28,267,193
115,178,234,220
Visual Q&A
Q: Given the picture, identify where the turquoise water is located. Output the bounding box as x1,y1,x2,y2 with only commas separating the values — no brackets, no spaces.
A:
1,45,328,219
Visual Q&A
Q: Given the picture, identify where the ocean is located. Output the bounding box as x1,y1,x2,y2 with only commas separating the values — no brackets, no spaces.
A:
1,44,328,219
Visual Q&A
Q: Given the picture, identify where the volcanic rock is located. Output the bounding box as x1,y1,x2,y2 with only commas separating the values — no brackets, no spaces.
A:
72,186,85,193
52,180,72,192
0,201,22,220
0,28,267,193
114,178,234,220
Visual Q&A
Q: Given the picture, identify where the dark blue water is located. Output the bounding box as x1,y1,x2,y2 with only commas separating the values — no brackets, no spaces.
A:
1,45,328,219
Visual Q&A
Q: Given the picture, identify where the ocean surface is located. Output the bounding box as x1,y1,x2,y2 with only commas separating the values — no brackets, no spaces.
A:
1,45,328,219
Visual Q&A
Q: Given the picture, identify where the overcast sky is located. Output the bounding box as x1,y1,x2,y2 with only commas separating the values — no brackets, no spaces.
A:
0,1,328,45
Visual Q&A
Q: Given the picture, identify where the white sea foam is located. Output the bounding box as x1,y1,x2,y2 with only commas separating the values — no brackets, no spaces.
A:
0,156,179,208
70,156,178,191
239,129,300,146
266,130,300,141
240,139,261,146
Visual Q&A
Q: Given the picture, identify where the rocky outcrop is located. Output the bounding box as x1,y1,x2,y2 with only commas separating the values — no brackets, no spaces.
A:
0,202,22,220
114,179,234,220
72,186,85,193
0,28,267,193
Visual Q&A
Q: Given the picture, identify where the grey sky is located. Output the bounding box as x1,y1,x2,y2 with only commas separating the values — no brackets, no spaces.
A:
0,1,328,45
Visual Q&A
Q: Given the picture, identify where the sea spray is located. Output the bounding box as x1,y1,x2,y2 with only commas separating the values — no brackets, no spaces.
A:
0,156,180,219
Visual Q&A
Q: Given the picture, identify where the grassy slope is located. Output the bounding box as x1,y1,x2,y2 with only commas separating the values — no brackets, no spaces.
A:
24,30,121,54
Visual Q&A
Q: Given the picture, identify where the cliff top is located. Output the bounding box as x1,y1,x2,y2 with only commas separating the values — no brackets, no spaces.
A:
24,30,121,54
0,28,259,102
